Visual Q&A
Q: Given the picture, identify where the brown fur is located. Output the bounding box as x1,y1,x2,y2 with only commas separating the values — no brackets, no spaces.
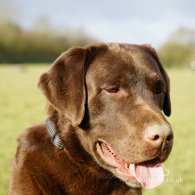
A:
9,43,173,195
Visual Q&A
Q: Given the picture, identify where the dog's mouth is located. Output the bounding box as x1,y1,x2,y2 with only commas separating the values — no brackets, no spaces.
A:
96,141,164,189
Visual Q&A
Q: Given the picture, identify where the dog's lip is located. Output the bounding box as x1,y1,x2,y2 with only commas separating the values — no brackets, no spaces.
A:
95,140,141,188
137,157,161,166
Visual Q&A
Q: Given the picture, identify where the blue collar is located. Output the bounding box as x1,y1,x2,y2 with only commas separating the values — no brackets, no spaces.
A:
45,119,64,150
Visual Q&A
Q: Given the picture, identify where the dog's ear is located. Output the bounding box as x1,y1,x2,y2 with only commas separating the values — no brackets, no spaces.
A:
38,44,107,126
38,47,90,126
142,44,171,116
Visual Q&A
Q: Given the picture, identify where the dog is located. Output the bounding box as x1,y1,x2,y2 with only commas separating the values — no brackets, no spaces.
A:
9,43,173,195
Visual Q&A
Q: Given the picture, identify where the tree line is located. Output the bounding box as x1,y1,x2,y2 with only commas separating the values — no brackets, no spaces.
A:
0,20,194,68
0,20,95,63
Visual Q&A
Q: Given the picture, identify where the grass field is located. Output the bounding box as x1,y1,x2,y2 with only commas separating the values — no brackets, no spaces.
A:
0,65,195,195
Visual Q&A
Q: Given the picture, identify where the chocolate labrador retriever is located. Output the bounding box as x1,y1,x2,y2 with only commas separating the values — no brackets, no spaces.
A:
9,43,173,195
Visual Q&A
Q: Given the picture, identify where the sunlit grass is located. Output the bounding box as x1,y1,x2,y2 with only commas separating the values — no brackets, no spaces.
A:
0,65,47,195
0,65,195,195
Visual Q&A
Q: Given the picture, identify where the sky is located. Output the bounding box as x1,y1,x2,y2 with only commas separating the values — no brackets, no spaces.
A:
0,0,195,48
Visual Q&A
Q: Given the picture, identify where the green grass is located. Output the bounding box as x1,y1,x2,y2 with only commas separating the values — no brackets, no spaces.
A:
0,65,195,195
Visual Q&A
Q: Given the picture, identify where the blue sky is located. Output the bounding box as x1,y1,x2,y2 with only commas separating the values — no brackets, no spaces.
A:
1,0,194,48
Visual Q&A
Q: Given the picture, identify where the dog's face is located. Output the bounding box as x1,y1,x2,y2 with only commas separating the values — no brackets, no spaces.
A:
39,43,173,189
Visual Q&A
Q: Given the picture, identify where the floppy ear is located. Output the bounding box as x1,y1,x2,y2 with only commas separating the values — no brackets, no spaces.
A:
38,47,90,126
142,44,171,116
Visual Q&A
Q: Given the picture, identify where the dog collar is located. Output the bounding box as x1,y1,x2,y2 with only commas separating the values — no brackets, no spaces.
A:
45,119,64,149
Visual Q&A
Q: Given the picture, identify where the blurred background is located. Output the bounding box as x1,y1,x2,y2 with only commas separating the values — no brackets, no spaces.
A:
0,0,195,195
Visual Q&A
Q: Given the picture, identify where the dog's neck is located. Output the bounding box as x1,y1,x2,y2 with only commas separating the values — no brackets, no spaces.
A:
47,111,110,177
46,107,142,195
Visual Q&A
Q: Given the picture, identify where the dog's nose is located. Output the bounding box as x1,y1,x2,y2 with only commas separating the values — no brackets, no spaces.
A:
144,124,173,148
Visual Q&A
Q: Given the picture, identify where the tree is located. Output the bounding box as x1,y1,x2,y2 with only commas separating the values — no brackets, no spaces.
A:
159,27,195,68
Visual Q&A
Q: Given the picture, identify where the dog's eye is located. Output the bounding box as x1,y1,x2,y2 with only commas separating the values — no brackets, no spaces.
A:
104,87,119,94
154,81,164,94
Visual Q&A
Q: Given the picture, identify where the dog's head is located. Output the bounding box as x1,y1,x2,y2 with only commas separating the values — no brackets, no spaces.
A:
38,43,173,189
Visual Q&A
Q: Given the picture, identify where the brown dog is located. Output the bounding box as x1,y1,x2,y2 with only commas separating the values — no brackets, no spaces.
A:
9,43,173,195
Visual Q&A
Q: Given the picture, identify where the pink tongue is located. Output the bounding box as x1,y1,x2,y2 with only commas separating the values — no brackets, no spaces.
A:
130,163,164,189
